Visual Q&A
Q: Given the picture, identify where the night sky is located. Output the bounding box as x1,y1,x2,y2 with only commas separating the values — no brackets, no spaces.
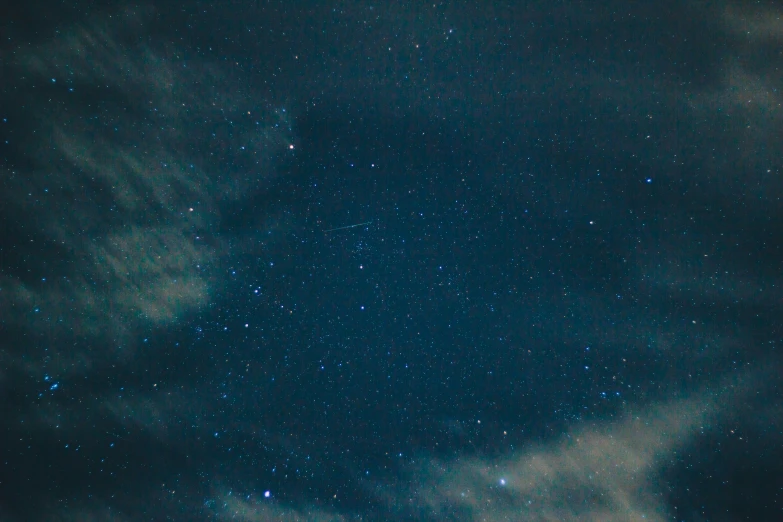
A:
1,1,782,520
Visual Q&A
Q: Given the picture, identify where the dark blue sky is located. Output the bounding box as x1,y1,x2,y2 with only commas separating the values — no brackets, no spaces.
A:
1,1,781,520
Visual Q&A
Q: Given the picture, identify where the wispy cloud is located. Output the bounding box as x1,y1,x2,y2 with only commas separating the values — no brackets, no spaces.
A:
386,371,758,521
0,7,291,372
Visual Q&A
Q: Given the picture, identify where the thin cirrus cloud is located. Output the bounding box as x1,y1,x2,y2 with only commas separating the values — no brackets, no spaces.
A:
193,369,762,522
0,7,292,373
382,370,760,522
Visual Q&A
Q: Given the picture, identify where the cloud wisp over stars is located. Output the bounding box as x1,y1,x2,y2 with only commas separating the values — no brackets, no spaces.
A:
0,1,781,521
